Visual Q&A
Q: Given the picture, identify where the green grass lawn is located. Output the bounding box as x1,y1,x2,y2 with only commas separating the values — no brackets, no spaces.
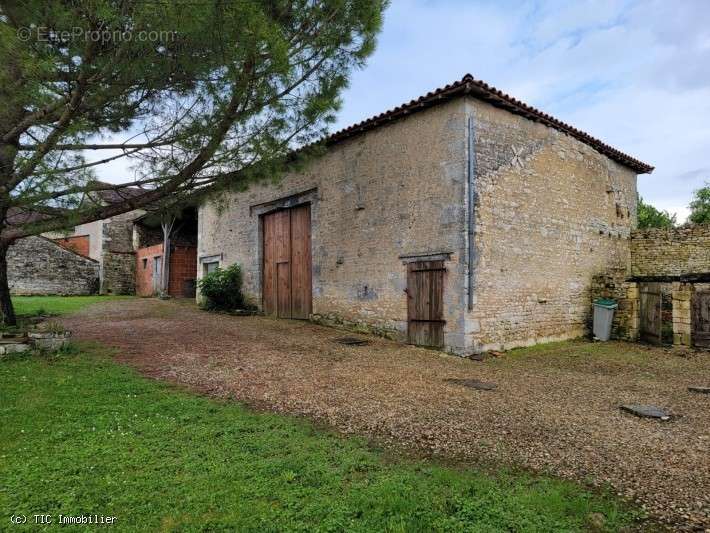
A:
0,348,637,532
12,295,132,317
1,296,639,531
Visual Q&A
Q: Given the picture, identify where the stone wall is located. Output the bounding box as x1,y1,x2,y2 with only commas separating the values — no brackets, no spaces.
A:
631,226,710,278
8,236,99,295
45,209,145,294
466,96,638,352
590,269,638,340
671,282,693,346
100,212,139,295
628,227,710,347
199,94,642,354
199,99,469,353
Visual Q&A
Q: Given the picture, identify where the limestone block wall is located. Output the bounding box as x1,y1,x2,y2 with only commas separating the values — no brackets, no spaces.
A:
199,99,469,353
8,236,99,295
466,97,638,352
100,212,140,295
44,209,145,294
672,282,692,346
631,226,710,278
591,270,639,341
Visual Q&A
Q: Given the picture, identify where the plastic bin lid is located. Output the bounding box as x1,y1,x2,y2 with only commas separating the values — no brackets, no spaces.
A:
594,298,618,309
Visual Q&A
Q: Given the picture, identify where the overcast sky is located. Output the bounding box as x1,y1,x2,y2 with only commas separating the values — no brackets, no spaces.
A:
331,0,710,222
96,0,709,222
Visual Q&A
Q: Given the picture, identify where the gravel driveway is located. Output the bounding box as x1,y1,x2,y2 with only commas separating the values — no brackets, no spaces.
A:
65,298,710,530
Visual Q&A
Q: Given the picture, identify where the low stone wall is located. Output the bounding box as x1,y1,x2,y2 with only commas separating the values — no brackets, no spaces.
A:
631,226,710,279
8,236,99,296
591,227,710,347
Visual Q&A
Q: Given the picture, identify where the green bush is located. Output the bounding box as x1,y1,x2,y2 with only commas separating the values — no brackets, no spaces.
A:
197,264,247,311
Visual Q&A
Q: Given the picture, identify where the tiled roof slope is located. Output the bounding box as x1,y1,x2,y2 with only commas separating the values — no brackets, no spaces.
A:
90,181,146,204
324,74,653,174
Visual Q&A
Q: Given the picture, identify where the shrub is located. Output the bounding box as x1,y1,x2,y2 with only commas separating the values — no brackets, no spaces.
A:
197,264,247,311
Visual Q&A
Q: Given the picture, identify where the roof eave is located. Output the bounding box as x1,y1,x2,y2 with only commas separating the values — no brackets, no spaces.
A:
321,75,653,175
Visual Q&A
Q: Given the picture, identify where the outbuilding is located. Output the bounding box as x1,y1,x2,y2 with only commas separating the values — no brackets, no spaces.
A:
197,74,653,354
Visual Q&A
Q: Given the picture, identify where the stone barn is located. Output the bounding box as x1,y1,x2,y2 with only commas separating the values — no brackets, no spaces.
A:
197,74,653,354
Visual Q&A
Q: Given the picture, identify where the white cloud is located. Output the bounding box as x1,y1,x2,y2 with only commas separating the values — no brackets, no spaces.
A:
334,0,710,223
92,1,710,224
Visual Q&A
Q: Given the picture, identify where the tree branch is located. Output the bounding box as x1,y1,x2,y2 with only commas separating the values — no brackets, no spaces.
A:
18,141,176,151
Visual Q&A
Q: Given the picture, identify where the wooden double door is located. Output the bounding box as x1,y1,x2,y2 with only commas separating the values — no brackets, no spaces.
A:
262,204,312,319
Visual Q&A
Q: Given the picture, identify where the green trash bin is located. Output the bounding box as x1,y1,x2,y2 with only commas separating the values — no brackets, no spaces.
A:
593,298,618,341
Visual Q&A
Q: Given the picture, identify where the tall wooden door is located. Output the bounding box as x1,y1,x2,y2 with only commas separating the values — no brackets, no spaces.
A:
639,282,662,345
152,256,162,294
692,290,710,348
406,260,445,347
262,204,312,319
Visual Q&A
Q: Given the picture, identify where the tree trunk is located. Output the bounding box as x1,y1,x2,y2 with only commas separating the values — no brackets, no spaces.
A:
161,232,170,295
0,244,16,326
160,216,175,297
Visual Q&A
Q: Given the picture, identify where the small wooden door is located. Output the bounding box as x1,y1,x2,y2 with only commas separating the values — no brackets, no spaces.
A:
262,204,312,319
406,260,445,347
152,256,162,294
692,290,710,348
640,282,662,345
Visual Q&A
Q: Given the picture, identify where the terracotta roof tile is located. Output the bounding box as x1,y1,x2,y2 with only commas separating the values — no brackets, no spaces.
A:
322,74,653,174
90,181,146,204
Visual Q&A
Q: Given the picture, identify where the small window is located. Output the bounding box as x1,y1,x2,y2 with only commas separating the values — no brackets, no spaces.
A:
142,258,148,269
203,261,219,275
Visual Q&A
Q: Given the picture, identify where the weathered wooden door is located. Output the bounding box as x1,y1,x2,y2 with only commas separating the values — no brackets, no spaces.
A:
152,256,162,294
406,260,445,347
640,282,662,344
692,290,710,348
262,204,312,319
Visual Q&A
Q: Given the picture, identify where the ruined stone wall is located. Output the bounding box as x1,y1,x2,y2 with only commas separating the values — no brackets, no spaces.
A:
100,211,141,294
8,236,99,295
199,100,469,353
44,209,145,293
631,226,710,278
466,97,638,352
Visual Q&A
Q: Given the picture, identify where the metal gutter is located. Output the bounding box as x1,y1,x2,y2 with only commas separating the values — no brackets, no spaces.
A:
467,115,477,311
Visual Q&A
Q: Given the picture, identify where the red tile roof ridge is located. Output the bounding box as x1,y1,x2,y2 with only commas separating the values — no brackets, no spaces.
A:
320,74,653,174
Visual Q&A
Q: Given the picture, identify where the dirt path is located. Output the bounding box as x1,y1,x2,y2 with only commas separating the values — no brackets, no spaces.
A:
64,298,710,529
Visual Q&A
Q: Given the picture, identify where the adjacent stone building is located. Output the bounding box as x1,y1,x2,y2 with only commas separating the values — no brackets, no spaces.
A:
44,185,147,294
198,74,653,354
